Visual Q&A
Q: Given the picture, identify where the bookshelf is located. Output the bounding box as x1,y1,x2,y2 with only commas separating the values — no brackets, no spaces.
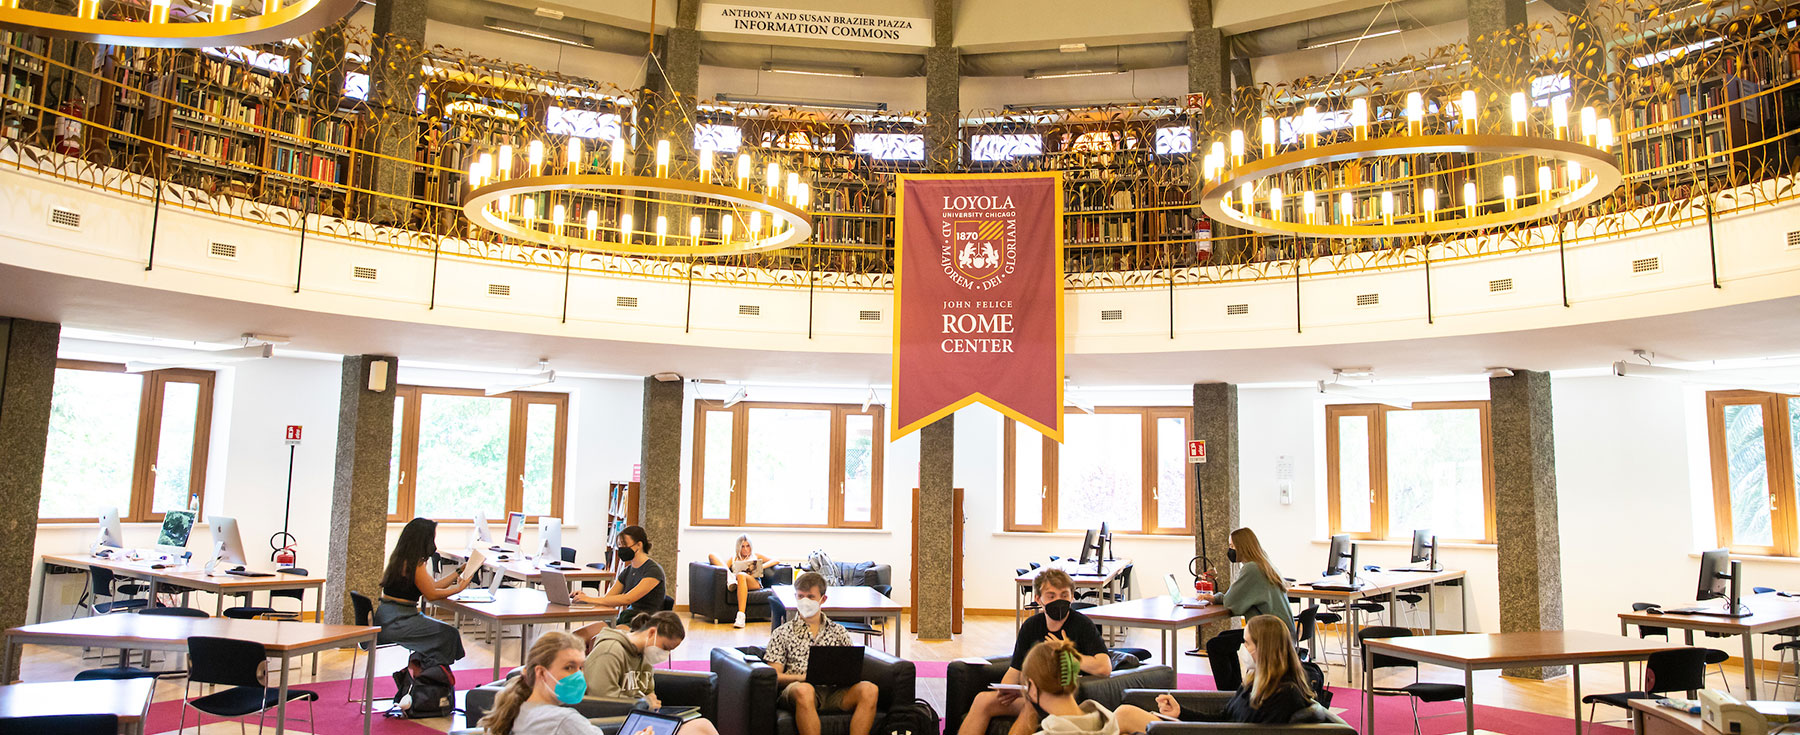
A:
602,480,639,571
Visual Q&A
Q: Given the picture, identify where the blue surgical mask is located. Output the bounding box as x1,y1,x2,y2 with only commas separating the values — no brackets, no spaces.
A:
551,669,586,704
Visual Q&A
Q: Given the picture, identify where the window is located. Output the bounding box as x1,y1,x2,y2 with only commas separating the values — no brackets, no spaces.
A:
546,106,622,139
40,361,215,522
388,386,568,522
1002,408,1192,535
695,123,743,152
1706,390,1800,555
1154,126,1192,155
971,133,1043,162
690,401,884,528
1325,402,1495,542
853,132,924,161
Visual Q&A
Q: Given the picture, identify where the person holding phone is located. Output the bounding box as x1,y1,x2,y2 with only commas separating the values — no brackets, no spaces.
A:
957,569,1112,735
579,611,721,735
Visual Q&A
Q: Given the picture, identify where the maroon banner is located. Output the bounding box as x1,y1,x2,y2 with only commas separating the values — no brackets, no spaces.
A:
893,173,1063,442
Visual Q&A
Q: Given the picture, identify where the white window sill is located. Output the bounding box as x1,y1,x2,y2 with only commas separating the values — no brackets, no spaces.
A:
681,525,890,535
1308,538,1495,550
1692,551,1800,565
991,531,1194,541
399,521,580,530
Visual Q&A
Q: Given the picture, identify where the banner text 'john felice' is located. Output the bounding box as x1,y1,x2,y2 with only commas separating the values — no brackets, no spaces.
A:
940,300,1015,353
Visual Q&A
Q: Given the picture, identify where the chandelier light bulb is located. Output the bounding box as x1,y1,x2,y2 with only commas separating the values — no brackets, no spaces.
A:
1380,190,1394,224
522,197,537,223
1423,188,1438,222
77,0,100,19
1269,187,1283,220
786,172,801,202
1461,90,1478,134
1538,165,1553,196
263,0,277,13
1406,92,1423,135
1303,106,1319,147
697,144,714,183
1339,192,1353,224
1261,116,1276,156
736,153,751,187
1551,96,1569,139
1209,140,1225,162
497,196,512,216
585,208,597,238
1580,105,1598,146
749,210,763,236
1463,181,1477,216
619,212,633,242
655,214,668,244
1597,118,1614,150
689,214,702,241
1502,174,1518,208
655,139,670,177
552,203,565,233
1240,181,1254,214
610,136,626,175
1568,160,1581,181
1511,92,1528,135
796,182,810,209
498,145,513,178
720,213,734,241
566,137,581,172
1351,98,1368,141
213,0,232,22
467,161,484,189
477,152,492,182
1229,129,1245,163
150,0,171,23
766,162,780,193
1303,190,1317,223
527,140,544,174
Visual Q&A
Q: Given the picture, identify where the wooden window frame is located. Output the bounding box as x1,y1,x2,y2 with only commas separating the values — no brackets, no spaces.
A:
688,400,885,529
1001,407,1195,536
1706,389,1798,556
388,385,568,523
41,360,215,524
1325,401,1496,544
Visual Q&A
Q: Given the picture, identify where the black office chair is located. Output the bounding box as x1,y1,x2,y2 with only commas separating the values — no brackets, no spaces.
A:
1360,626,1466,735
1294,605,1321,662
1629,603,1729,690
83,567,148,616
1582,648,1708,724
346,591,404,708
179,636,319,733
0,714,119,735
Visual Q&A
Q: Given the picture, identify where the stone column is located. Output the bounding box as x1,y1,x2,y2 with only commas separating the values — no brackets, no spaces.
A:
915,416,955,639
1192,382,1239,643
365,0,427,225
0,318,58,682
1468,0,1527,201
639,377,683,600
1187,0,1235,261
642,0,701,161
1490,369,1565,679
306,20,349,114
924,0,958,174
324,355,397,625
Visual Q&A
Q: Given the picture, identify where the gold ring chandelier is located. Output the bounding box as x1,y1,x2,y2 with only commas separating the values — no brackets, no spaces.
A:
0,0,359,48
1198,91,1622,239
462,138,814,257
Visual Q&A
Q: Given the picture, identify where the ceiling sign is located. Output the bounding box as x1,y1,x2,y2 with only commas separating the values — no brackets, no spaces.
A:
697,3,932,47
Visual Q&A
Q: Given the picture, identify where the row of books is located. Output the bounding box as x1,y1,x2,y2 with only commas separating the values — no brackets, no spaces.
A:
1627,130,1726,171
173,82,264,126
1626,85,1728,129
272,112,355,148
271,145,345,182
810,217,891,247
182,57,276,95
168,125,258,166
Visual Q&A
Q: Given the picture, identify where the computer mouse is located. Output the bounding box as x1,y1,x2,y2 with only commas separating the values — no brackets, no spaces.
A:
232,565,245,572
150,564,167,569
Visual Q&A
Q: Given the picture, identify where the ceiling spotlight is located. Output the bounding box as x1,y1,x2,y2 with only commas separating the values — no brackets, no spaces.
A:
862,387,877,413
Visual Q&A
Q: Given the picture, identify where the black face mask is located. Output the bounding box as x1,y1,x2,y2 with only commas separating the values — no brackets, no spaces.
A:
1044,599,1072,622
1226,548,1238,563
616,546,637,562
1025,684,1049,720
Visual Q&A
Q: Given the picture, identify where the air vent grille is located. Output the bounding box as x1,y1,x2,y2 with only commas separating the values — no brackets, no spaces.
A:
1099,309,1123,321
1489,278,1514,293
738,304,761,317
858,310,882,321
1225,303,1249,316
48,206,81,230
615,296,639,309
1355,293,1380,307
351,265,378,281
1631,256,1661,275
1788,230,1800,249
208,242,238,260
487,283,511,297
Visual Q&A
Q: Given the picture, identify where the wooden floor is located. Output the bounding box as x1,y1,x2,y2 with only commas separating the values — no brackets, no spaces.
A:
13,613,1771,734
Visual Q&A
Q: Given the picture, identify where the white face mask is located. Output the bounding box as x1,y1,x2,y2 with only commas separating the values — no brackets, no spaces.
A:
643,645,672,666
796,598,824,619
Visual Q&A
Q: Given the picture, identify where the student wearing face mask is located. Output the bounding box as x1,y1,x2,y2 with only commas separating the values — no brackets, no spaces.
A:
477,631,604,735
581,611,723,735
1115,615,1317,726
573,526,666,627
958,569,1112,735
1014,636,1124,735
1198,528,1293,691
763,572,881,735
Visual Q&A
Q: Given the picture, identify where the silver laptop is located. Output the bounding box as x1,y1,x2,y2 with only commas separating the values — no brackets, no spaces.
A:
1166,573,1209,608
541,570,596,609
450,566,505,603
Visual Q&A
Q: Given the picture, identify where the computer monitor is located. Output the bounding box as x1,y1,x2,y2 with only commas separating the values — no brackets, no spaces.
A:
94,507,124,550
1323,534,1352,577
504,511,526,547
1346,544,1362,589
1098,522,1113,561
470,511,493,545
156,510,197,551
210,515,248,567
537,517,563,561
1410,530,1439,570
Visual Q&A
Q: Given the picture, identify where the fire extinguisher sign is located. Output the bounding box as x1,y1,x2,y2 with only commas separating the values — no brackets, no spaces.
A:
1187,439,1206,464
284,425,303,445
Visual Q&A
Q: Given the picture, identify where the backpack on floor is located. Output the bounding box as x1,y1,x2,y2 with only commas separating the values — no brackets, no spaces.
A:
877,698,940,735
391,653,457,719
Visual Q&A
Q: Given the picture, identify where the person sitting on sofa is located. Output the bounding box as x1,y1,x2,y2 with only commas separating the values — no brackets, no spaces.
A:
581,610,721,735
1015,636,1127,735
708,534,772,629
1117,615,1317,725
958,568,1112,735
475,630,603,735
764,571,882,735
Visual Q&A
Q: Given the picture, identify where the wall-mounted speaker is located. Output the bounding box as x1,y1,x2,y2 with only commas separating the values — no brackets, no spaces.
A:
368,360,389,392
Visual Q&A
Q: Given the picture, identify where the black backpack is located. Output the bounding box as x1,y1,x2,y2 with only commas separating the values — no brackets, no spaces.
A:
1300,660,1332,708
391,653,457,719
877,698,940,735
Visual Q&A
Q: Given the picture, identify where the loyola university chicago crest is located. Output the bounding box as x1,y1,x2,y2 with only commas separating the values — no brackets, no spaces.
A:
942,203,1016,289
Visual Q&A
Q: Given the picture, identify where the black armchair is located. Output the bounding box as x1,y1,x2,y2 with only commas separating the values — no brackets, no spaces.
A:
1122,690,1354,735
944,655,1174,735
689,562,795,624
463,667,717,730
711,645,916,735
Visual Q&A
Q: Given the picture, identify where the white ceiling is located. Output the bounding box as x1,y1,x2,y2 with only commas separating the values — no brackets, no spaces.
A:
5,263,1800,386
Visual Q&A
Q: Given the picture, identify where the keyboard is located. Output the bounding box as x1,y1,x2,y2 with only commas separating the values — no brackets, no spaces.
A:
1664,605,1751,618
1390,568,1440,573
225,569,276,578
1306,578,1364,591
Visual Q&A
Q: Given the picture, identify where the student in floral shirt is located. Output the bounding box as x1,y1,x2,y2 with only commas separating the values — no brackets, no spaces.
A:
762,572,881,735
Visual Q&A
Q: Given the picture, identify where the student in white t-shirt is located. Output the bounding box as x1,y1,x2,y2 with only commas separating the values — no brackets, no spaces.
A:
707,534,772,628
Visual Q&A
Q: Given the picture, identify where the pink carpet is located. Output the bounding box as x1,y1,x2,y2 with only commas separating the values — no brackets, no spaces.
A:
135,660,1632,735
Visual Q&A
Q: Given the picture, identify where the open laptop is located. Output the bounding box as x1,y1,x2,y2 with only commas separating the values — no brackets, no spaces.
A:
450,566,505,603
1164,573,1210,608
619,709,692,735
540,570,596,609
804,646,865,687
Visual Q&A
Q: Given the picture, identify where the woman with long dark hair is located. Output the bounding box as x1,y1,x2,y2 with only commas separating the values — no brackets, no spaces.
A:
573,525,666,626
376,518,472,670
